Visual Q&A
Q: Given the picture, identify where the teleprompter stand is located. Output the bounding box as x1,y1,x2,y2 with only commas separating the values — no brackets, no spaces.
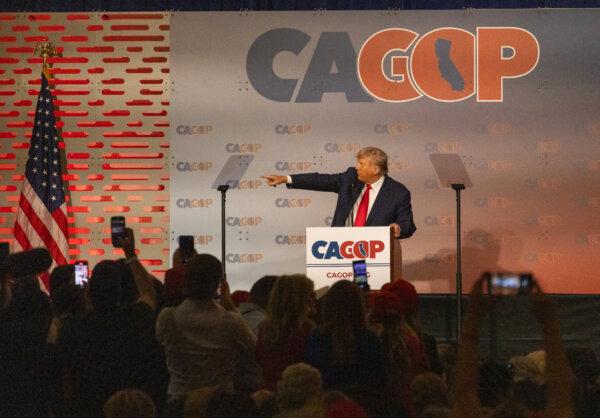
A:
212,155,254,279
216,184,229,278
430,154,472,342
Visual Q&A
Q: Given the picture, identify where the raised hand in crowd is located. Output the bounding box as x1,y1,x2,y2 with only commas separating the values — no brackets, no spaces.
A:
451,273,574,418
121,227,157,311
450,274,490,417
530,281,574,418
218,277,236,312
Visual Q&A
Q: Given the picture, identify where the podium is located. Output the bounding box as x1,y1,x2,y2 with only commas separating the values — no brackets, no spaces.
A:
305,226,403,290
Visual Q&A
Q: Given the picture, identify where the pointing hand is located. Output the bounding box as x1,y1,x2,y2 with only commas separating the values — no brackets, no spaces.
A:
261,174,287,187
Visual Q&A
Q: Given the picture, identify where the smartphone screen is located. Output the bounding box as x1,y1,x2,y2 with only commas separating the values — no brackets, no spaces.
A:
111,216,126,248
352,260,369,291
74,260,89,286
178,235,195,263
490,272,532,295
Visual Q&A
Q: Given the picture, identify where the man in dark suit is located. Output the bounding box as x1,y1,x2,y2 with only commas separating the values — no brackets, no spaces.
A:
262,147,416,239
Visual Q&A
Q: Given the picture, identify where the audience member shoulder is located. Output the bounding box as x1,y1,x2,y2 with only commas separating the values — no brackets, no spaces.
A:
156,305,176,329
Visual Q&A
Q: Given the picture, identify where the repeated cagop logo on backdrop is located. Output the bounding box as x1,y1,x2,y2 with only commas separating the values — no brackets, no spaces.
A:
226,216,262,226
175,198,214,208
275,234,306,245
247,27,539,103
374,123,409,134
523,215,562,227
524,252,563,265
387,160,410,172
275,124,312,134
324,143,362,153
226,253,263,263
275,198,312,208
424,215,456,226
225,143,262,153
275,161,313,171
225,179,262,189
175,161,213,172
176,125,213,135
192,235,214,245
524,177,561,191
424,141,461,153
474,197,512,208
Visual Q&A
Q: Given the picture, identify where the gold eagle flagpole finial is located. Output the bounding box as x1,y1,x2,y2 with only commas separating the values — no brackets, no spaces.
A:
33,40,58,78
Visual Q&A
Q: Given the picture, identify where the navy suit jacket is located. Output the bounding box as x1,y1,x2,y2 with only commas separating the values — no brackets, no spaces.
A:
289,167,416,239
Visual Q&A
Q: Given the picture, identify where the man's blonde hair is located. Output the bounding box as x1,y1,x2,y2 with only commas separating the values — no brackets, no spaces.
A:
357,147,388,174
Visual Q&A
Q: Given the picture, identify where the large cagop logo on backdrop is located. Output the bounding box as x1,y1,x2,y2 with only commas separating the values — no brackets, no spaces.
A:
247,27,539,103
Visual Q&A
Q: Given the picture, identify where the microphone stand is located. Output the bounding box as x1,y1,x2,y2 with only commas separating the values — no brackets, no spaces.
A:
451,183,465,342
217,184,229,279
350,184,357,226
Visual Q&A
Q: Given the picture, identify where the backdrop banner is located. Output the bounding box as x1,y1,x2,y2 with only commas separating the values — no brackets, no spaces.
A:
170,10,600,293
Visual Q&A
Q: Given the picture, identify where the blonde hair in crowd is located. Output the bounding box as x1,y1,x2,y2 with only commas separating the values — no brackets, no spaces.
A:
376,315,411,379
183,386,220,418
357,146,388,174
276,363,323,412
103,389,156,418
263,274,315,346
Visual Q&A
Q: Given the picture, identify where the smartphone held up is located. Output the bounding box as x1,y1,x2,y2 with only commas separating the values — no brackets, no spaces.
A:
178,235,195,264
488,272,533,296
352,259,370,292
74,260,89,286
111,216,126,248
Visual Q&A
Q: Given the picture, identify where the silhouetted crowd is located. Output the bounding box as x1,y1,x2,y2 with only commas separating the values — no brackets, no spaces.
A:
1,232,598,417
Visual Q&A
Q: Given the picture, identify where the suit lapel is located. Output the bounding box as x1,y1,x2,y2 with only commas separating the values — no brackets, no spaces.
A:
352,181,365,206
365,176,389,226
345,181,365,224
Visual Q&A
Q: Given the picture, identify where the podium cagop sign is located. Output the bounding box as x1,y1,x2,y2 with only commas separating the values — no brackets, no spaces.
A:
306,227,391,290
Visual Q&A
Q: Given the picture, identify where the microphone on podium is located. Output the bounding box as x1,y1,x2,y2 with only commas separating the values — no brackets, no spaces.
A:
350,183,358,227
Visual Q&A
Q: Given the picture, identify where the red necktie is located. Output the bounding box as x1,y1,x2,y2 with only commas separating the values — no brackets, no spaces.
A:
354,184,371,227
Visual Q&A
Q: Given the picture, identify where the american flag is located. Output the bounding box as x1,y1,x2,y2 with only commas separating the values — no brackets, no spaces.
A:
12,73,69,291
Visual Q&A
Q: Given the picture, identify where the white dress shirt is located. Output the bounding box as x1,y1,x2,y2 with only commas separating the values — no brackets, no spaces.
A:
345,175,384,226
